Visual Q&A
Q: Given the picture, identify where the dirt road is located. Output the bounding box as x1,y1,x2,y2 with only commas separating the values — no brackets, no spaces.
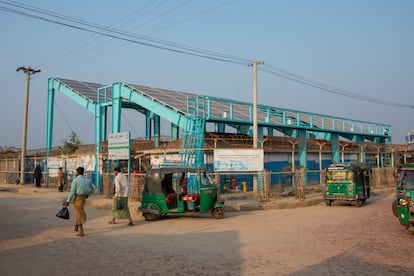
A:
0,191,412,275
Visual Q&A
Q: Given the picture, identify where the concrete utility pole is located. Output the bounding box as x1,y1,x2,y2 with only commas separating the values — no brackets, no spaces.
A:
251,60,263,149
250,60,263,192
16,66,41,185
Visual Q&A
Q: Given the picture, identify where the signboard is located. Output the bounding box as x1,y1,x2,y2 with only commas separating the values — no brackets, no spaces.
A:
151,154,181,168
108,132,130,160
214,149,264,171
47,157,63,177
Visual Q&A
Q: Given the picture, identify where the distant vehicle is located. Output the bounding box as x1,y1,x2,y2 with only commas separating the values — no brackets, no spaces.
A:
324,163,371,207
392,163,414,231
139,167,225,221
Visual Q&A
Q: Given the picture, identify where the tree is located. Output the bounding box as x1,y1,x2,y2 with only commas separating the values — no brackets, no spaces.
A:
62,132,81,154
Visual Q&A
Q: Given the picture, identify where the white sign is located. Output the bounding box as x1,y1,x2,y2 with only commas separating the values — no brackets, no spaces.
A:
214,149,264,171
47,157,63,177
108,132,130,160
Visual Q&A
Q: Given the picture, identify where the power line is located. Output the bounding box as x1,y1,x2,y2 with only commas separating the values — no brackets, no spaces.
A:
260,64,414,109
1,0,412,110
0,1,250,65
35,0,166,70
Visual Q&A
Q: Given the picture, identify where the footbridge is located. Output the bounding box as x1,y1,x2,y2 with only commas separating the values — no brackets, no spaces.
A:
46,77,391,188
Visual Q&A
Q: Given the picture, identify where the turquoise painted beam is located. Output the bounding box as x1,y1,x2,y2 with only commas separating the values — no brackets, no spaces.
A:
45,79,55,188
215,123,225,133
100,106,107,141
111,86,122,133
46,79,55,157
331,134,340,163
154,114,160,147
94,103,102,190
171,123,179,140
49,78,96,113
145,112,152,140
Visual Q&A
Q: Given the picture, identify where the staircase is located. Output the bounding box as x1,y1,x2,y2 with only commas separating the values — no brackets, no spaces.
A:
381,153,392,167
180,115,205,167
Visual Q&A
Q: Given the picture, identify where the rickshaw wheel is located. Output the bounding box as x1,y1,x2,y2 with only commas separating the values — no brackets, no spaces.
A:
142,203,161,221
143,213,160,221
355,200,363,207
212,207,224,219
325,200,332,206
392,200,398,217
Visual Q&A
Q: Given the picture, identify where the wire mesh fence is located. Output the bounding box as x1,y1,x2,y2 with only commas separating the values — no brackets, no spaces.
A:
0,156,395,202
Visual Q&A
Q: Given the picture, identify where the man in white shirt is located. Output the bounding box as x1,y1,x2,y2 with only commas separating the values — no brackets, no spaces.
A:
108,167,134,226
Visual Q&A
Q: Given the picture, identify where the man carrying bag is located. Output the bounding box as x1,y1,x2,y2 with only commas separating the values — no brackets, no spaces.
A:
63,167,96,237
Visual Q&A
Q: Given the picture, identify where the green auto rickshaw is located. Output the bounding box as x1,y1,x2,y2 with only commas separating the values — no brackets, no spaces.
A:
139,166,225,221
392,163,414,231
324,163,371,207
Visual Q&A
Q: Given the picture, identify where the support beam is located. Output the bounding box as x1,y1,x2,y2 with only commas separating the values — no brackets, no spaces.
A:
45,80,55,188
111,87,122,133
171,123,179,140
145,112,152,140
94,103,102,191
154,114,160,147
330,134,340,163
215,122,225,133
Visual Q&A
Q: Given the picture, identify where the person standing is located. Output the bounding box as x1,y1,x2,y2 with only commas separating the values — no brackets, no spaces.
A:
108,167,133,226
64,167,96,237
34,165,42,187
57,167,66,192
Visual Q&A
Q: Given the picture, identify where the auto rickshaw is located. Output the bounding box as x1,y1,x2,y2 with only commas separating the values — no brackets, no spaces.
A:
324,163,371,207
139,166,225,221
392,163,414,231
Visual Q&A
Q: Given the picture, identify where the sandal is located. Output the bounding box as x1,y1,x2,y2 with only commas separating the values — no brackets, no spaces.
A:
108,221,116,224
127,222,134,226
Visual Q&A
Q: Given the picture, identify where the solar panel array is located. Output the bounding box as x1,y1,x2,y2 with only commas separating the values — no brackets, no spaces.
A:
52,78,390,137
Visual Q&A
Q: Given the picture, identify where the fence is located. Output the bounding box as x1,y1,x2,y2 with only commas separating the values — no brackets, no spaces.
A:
101,172,145,201
216,167,395,202
1,158,395,202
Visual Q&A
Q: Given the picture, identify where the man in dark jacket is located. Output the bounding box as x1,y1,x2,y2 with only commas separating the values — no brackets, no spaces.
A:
34,165,42,187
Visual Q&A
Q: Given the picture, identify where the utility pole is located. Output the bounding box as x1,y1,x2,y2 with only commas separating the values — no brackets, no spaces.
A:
250,61,263,192
250,60,263,149
253,61,258,149
16,66,41,185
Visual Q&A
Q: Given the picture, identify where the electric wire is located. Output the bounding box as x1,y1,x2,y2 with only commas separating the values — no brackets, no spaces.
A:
55,100,75,132
0,1,250,65
1,0,412,110
64,0,245,72
41,0,192,73
260,64,414,109
35,0,166,71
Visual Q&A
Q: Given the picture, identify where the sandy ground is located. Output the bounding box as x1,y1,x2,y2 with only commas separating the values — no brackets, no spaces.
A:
0,191,413,276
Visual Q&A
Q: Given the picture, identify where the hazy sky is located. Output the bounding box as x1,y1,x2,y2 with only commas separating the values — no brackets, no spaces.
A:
1,0,413,149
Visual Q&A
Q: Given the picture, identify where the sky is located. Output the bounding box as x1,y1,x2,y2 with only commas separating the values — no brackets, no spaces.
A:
1,0,413,150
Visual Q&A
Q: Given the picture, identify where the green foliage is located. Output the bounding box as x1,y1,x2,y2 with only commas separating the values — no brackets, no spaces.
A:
62,132,81,154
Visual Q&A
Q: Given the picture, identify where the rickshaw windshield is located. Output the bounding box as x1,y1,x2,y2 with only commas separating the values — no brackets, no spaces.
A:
326,169,354,183
399,171,414,190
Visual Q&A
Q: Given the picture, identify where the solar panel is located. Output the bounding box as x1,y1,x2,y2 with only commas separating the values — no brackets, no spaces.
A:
55,78,104,102
51,78,389,137
125,84,198,114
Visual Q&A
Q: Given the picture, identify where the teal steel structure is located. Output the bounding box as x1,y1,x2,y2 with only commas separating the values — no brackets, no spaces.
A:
45,77,392,189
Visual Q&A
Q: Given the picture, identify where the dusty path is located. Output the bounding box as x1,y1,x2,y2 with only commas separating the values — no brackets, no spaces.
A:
0,191,412,275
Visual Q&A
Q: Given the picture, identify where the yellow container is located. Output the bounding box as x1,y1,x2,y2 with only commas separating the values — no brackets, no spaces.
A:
241,182,247,192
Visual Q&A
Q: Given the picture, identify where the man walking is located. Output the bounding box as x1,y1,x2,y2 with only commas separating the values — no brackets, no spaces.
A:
64,167,96,237
108,167,133,226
